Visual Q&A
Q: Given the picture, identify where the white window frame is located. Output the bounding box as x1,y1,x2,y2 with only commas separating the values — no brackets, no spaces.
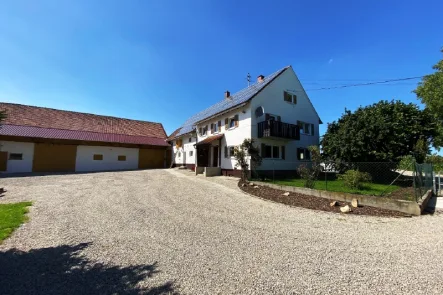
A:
298,121,314,136
229,118,236,129
284,91,297,104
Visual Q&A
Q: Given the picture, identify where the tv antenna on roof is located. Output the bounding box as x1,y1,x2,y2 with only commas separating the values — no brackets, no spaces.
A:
246,73,251,86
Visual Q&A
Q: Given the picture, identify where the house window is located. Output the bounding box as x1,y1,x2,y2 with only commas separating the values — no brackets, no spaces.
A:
284,91,297,104
297,148,311,161
93,154,103,161
188,137,192,143
229,146,235,157
9,153,23,160
272,146,280,159
177,152,181,158
262,144,285,159
118,155,126,161
298,121,314,135
211,123,218,134
217,120,222,132
226,115,239,129
201,126,208,136
189,151,193,157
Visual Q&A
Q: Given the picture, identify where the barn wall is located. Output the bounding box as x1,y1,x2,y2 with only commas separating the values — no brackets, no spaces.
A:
0,141,35,173
76,145,139,172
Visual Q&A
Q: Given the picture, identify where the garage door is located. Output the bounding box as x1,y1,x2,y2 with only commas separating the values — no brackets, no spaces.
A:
138,148,165,169
33,143,77,172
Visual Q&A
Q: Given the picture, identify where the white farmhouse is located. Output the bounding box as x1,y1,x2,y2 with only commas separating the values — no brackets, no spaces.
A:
167,66,322,177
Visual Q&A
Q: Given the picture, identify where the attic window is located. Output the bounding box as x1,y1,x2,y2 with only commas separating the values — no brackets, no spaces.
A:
284,91,297,104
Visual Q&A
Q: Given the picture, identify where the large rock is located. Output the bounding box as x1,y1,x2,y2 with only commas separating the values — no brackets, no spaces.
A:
351,198,359,208
282,192,290,196
340,205,352,213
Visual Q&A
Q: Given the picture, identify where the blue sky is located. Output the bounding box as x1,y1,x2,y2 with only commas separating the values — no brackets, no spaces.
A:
0,0,442,137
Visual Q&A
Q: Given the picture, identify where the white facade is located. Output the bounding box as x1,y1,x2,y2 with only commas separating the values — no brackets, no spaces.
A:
75,145,139,172
0,141,34,173
171,67,321,172
172,135,197,166
250,68,320,171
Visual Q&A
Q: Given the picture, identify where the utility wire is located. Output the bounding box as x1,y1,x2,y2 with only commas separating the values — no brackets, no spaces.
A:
303,76,424,91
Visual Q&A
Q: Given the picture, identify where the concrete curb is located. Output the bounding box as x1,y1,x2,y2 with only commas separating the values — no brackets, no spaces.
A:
255,181,421,216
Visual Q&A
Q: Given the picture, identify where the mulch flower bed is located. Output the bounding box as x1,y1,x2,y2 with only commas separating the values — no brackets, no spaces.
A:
239,181,411,217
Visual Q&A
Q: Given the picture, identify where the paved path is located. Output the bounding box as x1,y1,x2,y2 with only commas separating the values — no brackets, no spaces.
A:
1,169,443,294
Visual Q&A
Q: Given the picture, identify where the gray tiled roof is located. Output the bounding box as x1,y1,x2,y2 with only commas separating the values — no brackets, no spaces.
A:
172,66,289,139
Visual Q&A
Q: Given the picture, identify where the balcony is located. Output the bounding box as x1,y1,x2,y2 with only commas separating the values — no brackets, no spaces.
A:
258,120,300,140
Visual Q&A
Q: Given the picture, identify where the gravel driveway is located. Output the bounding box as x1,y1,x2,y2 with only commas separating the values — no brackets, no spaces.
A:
1,169,443,294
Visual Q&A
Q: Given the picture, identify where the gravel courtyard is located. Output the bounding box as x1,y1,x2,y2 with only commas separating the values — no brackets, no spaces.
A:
1,169,443,294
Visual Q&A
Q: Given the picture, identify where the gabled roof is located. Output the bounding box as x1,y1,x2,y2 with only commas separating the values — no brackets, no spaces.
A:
0,103,168,146
169,66,290,140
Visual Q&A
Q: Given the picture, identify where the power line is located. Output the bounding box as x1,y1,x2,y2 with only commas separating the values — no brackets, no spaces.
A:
304,76,424,91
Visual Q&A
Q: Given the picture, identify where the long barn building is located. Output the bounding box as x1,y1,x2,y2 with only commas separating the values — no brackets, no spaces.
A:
0,103,169,173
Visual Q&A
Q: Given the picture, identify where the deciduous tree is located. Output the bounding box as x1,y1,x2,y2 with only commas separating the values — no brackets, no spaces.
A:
321,100,438,163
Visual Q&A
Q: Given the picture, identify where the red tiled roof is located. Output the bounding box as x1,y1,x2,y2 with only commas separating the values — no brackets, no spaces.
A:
167,127,182,141
196,134,224,145
0,103,166,139
0,124,169,146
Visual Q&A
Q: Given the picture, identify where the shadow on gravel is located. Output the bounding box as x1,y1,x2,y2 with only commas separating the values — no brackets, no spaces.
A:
0,242,178,294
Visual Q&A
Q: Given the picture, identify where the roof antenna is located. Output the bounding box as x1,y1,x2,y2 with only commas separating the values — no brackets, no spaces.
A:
246,73,251,86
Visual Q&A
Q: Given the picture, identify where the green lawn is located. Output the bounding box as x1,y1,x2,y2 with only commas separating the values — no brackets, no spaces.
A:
271,179,399,196
0,202,32,243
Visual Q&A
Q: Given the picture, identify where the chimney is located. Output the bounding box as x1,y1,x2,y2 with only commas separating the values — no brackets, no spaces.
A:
257,75,265,83
225,90,231,99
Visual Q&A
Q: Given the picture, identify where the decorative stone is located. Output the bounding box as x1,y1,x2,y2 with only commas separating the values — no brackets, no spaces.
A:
282,192,290,196
340,205,351,213
351,198,359,208
253,186,259,189
330,201,338,207
241,183,246,187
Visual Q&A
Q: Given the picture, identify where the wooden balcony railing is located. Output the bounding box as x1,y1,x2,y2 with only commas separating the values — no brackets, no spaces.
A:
258,120,300,140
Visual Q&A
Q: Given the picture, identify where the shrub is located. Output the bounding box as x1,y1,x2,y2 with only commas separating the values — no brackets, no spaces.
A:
233,139,262,181
297,146,322,189
338,170,372,190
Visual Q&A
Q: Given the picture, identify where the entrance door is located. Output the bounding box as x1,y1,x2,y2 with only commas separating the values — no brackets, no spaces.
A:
197,145,209,167
213,146,219,167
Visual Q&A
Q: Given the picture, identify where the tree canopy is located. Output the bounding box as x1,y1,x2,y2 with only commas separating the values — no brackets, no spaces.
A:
414,48,443,147
321,100,438,163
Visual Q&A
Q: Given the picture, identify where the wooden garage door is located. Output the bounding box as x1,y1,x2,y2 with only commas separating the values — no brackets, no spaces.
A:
138,148,165,169
33,143,77,172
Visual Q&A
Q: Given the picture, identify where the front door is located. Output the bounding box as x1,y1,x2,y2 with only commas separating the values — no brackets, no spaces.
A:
213,146,219,167
197,145,209,167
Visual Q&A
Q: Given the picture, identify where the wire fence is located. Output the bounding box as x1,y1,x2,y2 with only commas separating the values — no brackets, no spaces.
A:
252,160,434,202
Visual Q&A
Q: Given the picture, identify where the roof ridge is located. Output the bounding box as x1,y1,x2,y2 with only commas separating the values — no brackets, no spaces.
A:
1,123,167,140
0,102,163,126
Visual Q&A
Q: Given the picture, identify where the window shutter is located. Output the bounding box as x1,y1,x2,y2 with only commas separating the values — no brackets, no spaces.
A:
225,118,229,129
224,146,228,158
297,148,301,160
265,113,270,121
306,149,311,160
277,116,281,122
210,123,214,134
311,124,315,136
199,127,202,135
261,143,266,157
293,95,297,104
218,120,221,132
234,115,239,127
281,146,285,160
